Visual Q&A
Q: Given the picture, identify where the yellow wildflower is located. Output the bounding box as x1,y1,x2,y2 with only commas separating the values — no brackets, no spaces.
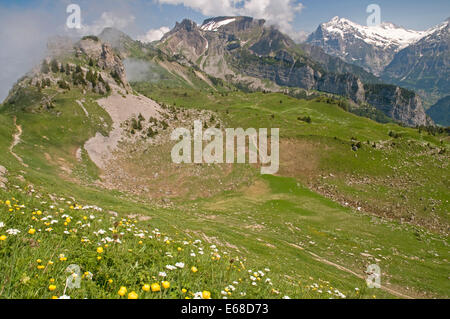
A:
202,291,211,299
118,286,127,297
128,291,138,299
151,283,161,292
142,284,150,292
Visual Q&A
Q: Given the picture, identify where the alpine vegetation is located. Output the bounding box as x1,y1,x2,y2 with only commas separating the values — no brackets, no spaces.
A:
0,0,448,302
171,121,280,175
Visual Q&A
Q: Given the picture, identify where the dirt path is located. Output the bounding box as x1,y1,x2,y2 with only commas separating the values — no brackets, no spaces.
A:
10,117,28,167
286,242,415,299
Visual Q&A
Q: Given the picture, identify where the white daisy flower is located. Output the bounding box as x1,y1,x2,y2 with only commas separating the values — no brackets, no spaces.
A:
6,229,20,235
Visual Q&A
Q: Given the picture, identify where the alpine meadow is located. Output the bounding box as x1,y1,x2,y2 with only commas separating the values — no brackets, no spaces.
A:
0,1,449,302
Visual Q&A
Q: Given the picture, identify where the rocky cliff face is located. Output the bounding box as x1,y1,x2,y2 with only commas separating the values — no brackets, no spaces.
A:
364,85,433,126
161,19,208,62
75,38,129,89
298,44,380,84
233,48,429,125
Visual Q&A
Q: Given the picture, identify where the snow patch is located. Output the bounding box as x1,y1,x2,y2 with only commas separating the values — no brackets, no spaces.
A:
201,18,236,32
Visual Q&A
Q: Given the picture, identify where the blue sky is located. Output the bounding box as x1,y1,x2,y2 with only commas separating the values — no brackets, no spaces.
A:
296,0,450,31
0,0,449,101
1,0,449,36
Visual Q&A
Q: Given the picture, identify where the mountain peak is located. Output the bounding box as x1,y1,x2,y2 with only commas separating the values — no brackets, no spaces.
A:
330,16,340,22
99,27,133,43
99,27,130,38
175,19,199,31
320,16,426,50
98,27,135,54
329,16,352,24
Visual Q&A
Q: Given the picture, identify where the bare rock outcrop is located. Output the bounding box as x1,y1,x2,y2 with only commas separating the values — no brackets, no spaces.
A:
75,38,131,91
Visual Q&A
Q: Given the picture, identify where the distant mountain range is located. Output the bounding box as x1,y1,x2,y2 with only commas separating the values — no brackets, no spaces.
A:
306,16,450,115
153,16,432,126
3,15,441,127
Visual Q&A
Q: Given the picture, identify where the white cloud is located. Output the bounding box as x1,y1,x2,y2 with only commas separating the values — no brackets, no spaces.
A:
137,26,171,43
289,30,308,43
75,12,136,36
0,7,57,102
158,0,236,17
157,0,305,39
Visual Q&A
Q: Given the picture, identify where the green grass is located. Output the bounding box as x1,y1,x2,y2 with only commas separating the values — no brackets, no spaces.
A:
135,86,449,228
0,188,296,299
0,82,448,299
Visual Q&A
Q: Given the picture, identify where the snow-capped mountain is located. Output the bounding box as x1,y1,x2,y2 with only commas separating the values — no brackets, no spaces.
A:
382,18,449,106
306,16,428,75
324,17,426,49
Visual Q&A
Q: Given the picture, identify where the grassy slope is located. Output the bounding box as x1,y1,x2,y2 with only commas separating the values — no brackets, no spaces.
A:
135,86,449,229
0,82,448,299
